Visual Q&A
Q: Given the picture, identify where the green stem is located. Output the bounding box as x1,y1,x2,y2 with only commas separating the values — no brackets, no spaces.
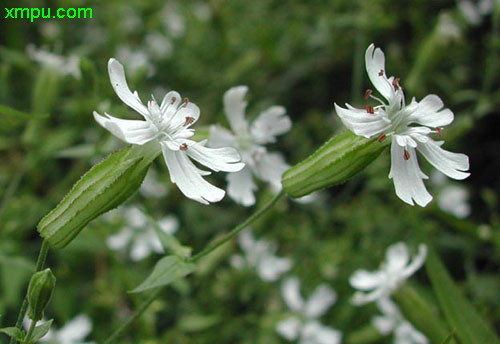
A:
102,288,162,344
9,240,50,344
190,190,285,262
102,191,285,343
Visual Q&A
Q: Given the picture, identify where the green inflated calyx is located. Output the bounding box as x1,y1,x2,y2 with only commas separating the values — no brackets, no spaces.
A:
37,142,160,249
27,269,56,321
282,131,388,198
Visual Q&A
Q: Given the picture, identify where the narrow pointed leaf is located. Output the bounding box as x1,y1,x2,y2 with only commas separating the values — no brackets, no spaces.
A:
130,256,196,293
426,250,500,344
30,319,53,343
0,327,24,341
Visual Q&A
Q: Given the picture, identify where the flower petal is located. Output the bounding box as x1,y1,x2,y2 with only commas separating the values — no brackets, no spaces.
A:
365,44,394,101
161,144,225,204
167,101,201,129
253,152,289,190
93,111,157,145
208,125,238,148
301,321,342,344
416,139,470,180
160,90,181,113
409,94,454,128
276,317,301,341
389,140,433,207
186,141,245,172
223,86,250,134
55,315,92,342
108,58,149,117
130,236,153,261
304,285,337,318
158,216,179,235
349,270,384,291
250,105,291,144
334,103,390,138
226,166,257,206
107,228,133,251
401,244,427,279
257,256,292,281
281,277,305,312
385,242,410,273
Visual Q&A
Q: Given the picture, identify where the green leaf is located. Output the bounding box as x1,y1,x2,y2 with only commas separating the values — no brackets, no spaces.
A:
150,218,191,259
426,250,500,344
130,256,196,293
178,314,221,332
30,319,53,343
441,331,457,344
0,327,24,341
0,105,35,120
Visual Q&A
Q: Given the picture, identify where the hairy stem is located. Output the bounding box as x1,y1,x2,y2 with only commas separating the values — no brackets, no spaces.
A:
103,288,162,344
9,240,50,344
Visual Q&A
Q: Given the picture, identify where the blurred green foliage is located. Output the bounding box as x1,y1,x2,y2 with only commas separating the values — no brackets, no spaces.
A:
0,0,499,343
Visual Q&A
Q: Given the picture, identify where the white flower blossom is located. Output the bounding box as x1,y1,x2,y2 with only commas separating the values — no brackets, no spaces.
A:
139,168,169,199
27,45,81,79
209,86,292,206
457,0,497,25
438,185,471,218
106,206,178,261
161,4,185,38
24,315,93,344
276,277,342,344
230,229,291,281
372,298,428,344
145,32,174,59
335,44,469,207
93,58,244,204
349,242,427,305
116,46,155,76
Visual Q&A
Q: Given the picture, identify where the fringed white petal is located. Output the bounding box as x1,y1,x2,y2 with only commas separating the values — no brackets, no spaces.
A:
304,285,337,318
226,167,257,206
410,94,454,128
108,58,149,117
365,44,394,102
334,103,390,138
281,277,305,312
417,139,470,180
186,141,245,172
93,111,157,145
250,105,291,144
223,86,250,134
389,140,432,207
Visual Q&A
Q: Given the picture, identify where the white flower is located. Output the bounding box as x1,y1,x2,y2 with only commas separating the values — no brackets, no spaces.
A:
24,315,93,344
335,44,469,207
106,206,179,261
93,58,244,204
276,277,341,344
457,0,497,25
27,45,81,79
230,229,291,281
161,4,186,38
438,185,471,219
372,298,428,344
145,32,174,59
139,168,169,199
349,242,427,305
209,86,292,206
116,46,154,76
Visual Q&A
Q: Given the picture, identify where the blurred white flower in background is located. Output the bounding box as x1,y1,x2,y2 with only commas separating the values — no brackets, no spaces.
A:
350,242,427,305
457,0,497,25
438,185,471,218
276,277,342,344
145,32,174,59
209,86,292,206
93,58,244,203
39,22,61,40
161,3,186,38
139,168,169,199
106,206,178,261
192,2,213,21
116,46,155,76
372,298,428,344
24,315,93,344
436,13,461,41
230,229,292,281
27,45,81,79
335,44,469,207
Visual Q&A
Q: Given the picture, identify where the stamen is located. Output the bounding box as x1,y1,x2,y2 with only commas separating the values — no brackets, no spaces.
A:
180,143,188,151
364,89,373,100
183,116,195,126
170,97,177,104
403,149,410,161
436,127,442,137
366,105,374,114
377,133,386,142
393,77,400,90
183,97,189,107
378,69,384,76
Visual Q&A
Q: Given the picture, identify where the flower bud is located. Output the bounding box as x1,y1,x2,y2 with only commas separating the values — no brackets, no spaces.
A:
282,131,388,198
27,269,56,321
37,142,161,249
